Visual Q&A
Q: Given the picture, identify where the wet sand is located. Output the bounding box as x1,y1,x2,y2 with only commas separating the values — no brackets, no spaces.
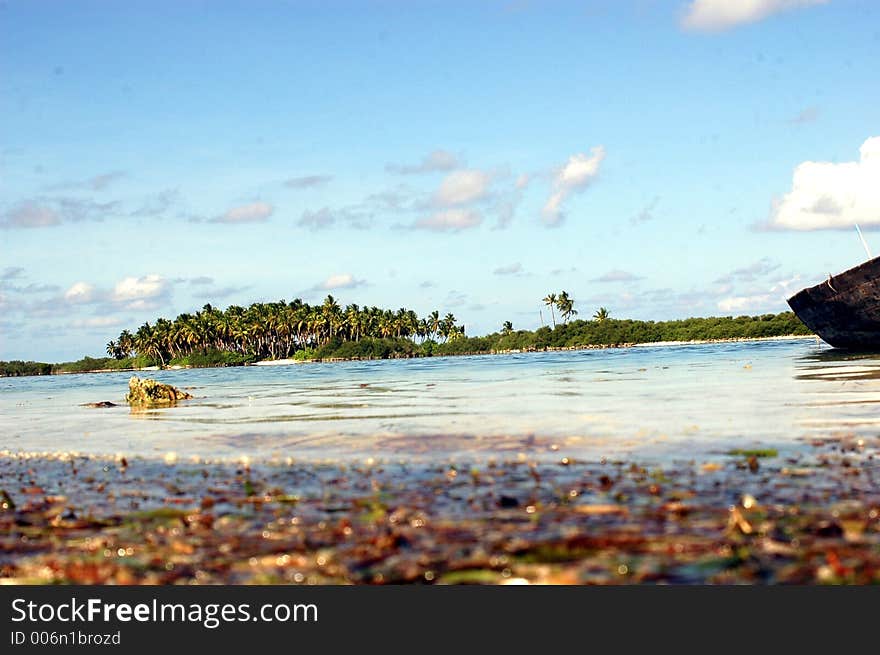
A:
2,432,878,585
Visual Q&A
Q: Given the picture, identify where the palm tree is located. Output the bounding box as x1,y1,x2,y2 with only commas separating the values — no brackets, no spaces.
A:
593,307,610,322
501,321,513,335
439,313,457,342
111,292,468,364
542,293,558,327
428,310,440,341
557,291,577,324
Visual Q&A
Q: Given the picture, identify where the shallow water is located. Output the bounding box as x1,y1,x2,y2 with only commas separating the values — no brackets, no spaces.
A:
2,338,878,462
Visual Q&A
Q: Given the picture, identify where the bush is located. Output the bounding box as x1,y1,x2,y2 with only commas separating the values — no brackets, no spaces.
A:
168,350,255,368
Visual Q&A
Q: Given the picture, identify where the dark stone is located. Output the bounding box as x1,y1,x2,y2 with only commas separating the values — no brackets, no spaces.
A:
498,495,519,508
813,520,844,538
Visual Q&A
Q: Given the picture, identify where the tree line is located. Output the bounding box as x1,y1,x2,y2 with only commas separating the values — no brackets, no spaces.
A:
1,309,813,377
105,296,466,366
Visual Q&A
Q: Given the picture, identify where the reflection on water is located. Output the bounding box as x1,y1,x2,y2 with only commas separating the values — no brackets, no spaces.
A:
2,337,879,462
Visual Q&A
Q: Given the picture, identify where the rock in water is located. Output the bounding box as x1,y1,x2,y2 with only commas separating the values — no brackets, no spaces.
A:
125,375,193,406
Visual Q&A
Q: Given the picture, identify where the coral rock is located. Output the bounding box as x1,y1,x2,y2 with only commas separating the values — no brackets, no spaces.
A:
125,375,193,406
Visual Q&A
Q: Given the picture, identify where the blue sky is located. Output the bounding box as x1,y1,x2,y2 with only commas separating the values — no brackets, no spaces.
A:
2,0,879,361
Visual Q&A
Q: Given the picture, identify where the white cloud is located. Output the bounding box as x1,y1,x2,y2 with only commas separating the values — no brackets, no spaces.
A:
317,273,365,290
110,274,170,309
64,282,96,304
717,276,802,313
717,294,775,312
681,0,828,32
211,202,274,224
767,137,880,230
434,170,491,207
415,209,482,232
387,150,460,175
542,147,606,227
71,316,124,329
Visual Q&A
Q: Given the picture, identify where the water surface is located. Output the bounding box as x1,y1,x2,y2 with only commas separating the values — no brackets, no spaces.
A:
2,337,876,462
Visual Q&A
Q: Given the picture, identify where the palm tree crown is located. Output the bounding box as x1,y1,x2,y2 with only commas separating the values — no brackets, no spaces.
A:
108,295,466,364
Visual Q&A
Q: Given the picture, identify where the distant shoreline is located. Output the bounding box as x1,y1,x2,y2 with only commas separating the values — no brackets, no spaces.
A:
1,333,818,377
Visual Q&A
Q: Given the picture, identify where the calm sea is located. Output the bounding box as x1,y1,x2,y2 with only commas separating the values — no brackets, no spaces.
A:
2,337,877,463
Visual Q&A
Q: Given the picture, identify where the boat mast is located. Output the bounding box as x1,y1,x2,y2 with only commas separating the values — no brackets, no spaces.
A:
855,224,872,260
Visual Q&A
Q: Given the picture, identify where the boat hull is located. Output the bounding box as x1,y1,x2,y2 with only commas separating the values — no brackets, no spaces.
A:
787,256,880,349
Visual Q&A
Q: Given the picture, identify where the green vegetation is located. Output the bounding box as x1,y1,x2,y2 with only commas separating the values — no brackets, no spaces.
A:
0,360,53,377
54,355,153,373
105,296,466,366
1,301,812,377
432,311,811,356
0,355,151,377
725,448,779,458
167,350,256,368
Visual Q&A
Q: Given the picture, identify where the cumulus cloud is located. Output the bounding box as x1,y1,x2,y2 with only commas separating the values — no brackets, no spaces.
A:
284,175,333,189
210,202,274,224
493,262,523,276
681,0,828,32
414,209,482,232
542,147,606,227
27,273,174,321
386,150,459,175
315,273,366,291
717,276,802,313
592,270,643,283
765,137,880,230
110,274,171,310
717,294,775,313
64,282,97,304
433,170,491,207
